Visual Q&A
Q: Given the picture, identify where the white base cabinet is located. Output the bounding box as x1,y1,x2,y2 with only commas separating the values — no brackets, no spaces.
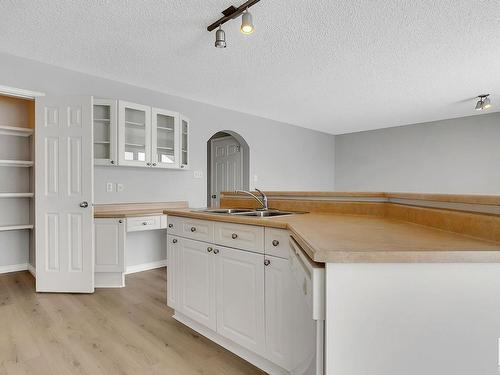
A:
167,220,295,374
94,218,126,287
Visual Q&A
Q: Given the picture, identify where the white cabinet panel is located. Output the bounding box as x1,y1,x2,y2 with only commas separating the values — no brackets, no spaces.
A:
180,115,189,169
166,235,180,309
215,245,265,356
265,228,291,259
152,108,180,169
118,101,151,167
167,216,214,243
179,237,216,330
214,221,264,253
94,218,125,273
265,255,292,370
126,215,162,232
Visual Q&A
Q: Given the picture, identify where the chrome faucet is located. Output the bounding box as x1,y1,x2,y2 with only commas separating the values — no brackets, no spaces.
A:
235,189,269,211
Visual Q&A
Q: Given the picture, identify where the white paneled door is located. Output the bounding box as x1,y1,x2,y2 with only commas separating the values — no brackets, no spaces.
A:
35,95,94,293
210,136,243,207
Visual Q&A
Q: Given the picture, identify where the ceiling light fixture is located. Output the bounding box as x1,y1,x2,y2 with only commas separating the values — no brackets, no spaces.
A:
207,0,261,48
240,9,254,34
215,25,227,48
475,94,492,111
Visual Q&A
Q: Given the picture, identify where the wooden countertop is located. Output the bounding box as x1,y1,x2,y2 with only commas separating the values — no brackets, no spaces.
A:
94,201,188,218
163,209,500,263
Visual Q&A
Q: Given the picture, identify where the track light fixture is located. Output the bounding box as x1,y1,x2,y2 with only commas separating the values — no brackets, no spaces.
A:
475,94,492,111
207,0,260,48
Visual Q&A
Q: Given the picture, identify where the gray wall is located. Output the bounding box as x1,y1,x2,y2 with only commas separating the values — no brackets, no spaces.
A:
0,53,335,209
335,112,500,194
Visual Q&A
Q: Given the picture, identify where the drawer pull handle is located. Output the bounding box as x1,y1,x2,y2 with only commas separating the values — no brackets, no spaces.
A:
207,247,213,253
213,249,219,255
231,233,238,239
264,259,271,266
168,223,173,228
272,240,279,247
172,238,178,244
190,227,196,232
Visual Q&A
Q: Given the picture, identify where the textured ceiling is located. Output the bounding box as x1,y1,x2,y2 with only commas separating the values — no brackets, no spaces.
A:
0,0,499,134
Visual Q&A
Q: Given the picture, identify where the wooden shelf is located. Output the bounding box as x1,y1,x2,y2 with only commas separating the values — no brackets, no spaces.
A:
0,224,33,232
0,160,33,167
0,125,33,137
0,193,33,198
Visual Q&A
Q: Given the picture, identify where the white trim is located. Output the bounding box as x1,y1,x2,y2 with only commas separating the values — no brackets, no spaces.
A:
0,263,28,274
0,85,45,99
173,312,288,375
125,259,167,275
28,264,36,277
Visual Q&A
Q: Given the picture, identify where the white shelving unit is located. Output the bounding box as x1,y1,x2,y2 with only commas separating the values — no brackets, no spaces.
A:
93,99,117,166
0,94,35,274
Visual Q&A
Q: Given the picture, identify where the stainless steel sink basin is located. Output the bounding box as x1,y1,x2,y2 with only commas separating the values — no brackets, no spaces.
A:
195,208,254,214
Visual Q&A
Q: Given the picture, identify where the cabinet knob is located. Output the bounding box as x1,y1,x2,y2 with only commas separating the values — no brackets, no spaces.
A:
146,162,151,166
172,238,178,244
264,259,271,266
142,222,148,225
110,160,115,165
272,240,279,247
231,233,238,239
207,247,213,253
213,248,219,255
118,219,123,224
190,227,196,232
79,201,89,208
168,223,173,228
153,163,157,166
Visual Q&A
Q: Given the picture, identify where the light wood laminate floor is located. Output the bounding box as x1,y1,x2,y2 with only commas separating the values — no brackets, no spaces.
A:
0,269,265,375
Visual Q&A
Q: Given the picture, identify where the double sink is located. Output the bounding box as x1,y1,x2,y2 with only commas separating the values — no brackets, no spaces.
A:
196,208,304,217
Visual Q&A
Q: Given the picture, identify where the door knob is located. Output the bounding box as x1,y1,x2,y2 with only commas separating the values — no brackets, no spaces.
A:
79,201,89,208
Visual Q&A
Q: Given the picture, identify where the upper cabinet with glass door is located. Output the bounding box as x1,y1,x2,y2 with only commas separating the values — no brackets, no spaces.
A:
180,115,190,169
152,108,180,168
93,99,117,166
118,101,151,167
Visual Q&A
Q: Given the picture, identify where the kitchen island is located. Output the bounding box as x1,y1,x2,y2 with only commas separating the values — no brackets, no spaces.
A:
163,191,500,375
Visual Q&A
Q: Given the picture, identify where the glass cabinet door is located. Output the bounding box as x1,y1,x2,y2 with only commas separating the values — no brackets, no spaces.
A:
93,99,117,166
151,108,179,168
180,115,189,169
118,101,151,167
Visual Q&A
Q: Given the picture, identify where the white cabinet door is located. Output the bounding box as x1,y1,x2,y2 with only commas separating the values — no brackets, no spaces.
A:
215,245,265,356
151,108,180,169
118,101,151,167
179,237,217,330
93,99,117,166
167,235,180,309
35,95,94,293
180,115,189,169
94,218,125,273
265,255,292,370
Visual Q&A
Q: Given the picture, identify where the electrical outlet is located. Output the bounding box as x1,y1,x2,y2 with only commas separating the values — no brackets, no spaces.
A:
193,170,203,179
117,183,124,192
106,182,113,193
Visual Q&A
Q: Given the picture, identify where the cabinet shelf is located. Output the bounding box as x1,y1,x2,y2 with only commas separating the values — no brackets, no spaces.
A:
94,141,110,144
157,126,174,131
157,146,174,151
0,193,34,198
94,118,111,122
125,143,145,148
0,224,33,232
0,160,34,167
125,121,145,127
0,125,33,137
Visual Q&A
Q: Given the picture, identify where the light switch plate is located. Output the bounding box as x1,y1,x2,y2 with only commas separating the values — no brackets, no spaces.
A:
117,183,124,192
193,170,203,179
106,182,113,193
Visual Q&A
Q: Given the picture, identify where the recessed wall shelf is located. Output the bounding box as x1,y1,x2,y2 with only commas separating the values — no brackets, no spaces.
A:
0,193,34,198
0,160,34,167
0,125,33,137
0,224,33,232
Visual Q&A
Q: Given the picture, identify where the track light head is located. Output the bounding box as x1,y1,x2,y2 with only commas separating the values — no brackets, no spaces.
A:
240,10,254,34
215,26,226,48
475,94,491,111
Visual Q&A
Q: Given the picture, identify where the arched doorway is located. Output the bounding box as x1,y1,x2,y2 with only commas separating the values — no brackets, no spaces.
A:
207,131,249,207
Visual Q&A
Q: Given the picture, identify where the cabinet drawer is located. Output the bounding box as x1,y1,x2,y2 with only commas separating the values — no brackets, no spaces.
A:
265,228,291,259
214,222,264,253
126,215,162,232
167,216,214,242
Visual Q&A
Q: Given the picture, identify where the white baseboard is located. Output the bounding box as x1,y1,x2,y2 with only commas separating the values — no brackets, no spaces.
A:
125,259,167,275
0,263,28,274
28,263,36,277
